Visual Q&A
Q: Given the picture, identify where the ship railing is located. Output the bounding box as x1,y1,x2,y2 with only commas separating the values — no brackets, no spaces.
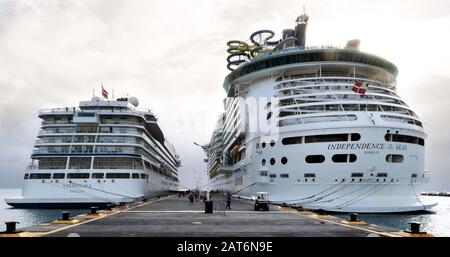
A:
38,129,143,136
101,121,146,126
39,108,77,115
39,107,154,116
32,149,142,155
42,120,74,125
253,45,342,61
38,130,76,135
35,139,74,144
274,77,395,91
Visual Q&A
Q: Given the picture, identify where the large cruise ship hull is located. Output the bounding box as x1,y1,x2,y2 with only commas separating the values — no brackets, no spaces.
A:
6,169,177,209
210,125,437,213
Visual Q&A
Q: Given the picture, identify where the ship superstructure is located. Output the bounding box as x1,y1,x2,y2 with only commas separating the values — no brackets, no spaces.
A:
6,96,180,208
205,11,436,213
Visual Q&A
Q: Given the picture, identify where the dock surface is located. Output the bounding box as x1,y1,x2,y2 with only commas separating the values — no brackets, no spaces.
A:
14,194,409,237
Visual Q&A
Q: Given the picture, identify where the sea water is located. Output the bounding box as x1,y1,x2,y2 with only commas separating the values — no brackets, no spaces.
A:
0,188,87,232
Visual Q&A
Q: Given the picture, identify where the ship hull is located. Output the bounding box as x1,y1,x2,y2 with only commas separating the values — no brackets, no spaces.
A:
5,169,177,209
210,125,437,213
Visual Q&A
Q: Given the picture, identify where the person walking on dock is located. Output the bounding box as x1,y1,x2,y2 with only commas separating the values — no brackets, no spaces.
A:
226,192,231,210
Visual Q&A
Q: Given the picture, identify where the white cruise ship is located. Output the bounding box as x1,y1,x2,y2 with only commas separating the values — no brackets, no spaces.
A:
6,95,180,208
205,11,437,213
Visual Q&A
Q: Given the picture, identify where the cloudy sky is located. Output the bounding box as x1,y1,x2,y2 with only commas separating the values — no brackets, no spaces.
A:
0,0,449,191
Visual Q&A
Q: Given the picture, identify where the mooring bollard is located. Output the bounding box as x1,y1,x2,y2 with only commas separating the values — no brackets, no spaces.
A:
90,206,98,215
5,222,19,233
205,200,214,214
61,211,71,220
350,213,358,222
316,209,327,215
409,222,421,233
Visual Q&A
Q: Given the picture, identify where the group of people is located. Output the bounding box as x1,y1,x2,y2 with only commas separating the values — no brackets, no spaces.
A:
185,190,233,210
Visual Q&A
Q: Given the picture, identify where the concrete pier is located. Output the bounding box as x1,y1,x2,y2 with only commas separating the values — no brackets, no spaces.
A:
10,194,423,237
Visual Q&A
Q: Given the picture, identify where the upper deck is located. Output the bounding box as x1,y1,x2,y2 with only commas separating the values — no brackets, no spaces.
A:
223,46,398,94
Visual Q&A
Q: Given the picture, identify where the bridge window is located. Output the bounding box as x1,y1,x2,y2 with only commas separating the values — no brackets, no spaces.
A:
305,155,325,164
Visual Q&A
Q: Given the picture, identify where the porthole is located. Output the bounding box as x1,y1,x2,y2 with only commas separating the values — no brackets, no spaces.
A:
262,159,266,166
267,112,272,120
281,157,288,165
270,158,276,165
270,140,275,147
262,142,266,148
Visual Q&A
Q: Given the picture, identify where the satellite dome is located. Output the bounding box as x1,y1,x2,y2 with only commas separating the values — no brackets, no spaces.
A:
128,96,139,107
91,96,101,102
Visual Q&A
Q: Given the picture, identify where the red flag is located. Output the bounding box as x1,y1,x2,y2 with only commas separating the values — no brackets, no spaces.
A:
101,84,109,99
352,80,367,95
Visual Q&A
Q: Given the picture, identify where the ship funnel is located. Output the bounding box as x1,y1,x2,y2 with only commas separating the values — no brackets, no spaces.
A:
345,39,361,50
294,8,309,47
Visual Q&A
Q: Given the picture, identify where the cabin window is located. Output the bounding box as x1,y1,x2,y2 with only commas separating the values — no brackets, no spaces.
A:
305,134,348,143
282,136,302,145
351,173,364,177
386,154,404,163
29,173,51,179
351,133,361,141
385,133,424,146
332,154,357,163
106,173,131,179
132,173,140,179
24,174,29,180
52,173,65,179
67,173,90,179
92,173,104,179
305,155,325,164
304,173,316,178
280,174,289,178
